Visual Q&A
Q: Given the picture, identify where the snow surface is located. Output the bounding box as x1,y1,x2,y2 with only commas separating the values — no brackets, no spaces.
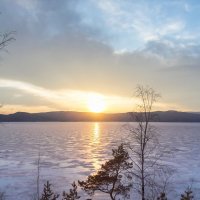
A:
0,122,200,199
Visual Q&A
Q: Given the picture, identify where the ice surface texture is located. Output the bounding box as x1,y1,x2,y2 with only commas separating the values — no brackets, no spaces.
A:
0,122,200,199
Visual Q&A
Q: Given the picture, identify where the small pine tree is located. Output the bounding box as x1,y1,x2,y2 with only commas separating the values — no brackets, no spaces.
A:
62,182,80,200
181,188,194,200
40,181,59,200
79,144,133,200
157,192,167,200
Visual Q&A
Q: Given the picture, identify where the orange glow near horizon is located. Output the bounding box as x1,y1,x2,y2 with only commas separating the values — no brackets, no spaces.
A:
87,94,106,113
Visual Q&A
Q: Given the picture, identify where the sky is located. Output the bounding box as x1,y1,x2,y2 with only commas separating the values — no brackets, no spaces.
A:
0,0,200,113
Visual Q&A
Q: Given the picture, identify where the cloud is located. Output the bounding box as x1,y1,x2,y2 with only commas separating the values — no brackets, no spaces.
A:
0,78,181,113
0,79,94,111
1,24,200,112
143,38,200,67
0,0,200,112
92,0,191,51
0,79,139,113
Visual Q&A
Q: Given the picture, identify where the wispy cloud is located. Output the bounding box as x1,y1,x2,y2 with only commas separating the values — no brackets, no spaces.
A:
0,79,134,113
0,79,182,113
84,0,198,53
0,79,61,101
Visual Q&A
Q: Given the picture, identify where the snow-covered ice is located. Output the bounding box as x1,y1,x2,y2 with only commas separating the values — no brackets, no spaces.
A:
0,122,200,199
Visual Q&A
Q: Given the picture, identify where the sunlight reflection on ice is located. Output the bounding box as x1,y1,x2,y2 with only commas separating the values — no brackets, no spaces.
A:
91,123,101,170
93,122,100,144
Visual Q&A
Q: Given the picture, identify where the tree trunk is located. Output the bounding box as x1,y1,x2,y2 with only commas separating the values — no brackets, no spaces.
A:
141,154,145,200
110,192,115,200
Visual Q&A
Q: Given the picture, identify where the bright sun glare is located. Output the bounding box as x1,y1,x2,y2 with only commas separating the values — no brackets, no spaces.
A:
87,94,106,113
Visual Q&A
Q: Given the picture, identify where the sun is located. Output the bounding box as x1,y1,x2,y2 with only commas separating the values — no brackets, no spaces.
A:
87,94,106,113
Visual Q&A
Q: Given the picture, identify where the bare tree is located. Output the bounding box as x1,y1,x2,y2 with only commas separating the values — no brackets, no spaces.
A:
127,85,172,200
0,31,15,51
0,28,15,109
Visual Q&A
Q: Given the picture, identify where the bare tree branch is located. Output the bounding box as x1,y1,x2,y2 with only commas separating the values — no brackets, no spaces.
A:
0,31,15,51
127,85,173,200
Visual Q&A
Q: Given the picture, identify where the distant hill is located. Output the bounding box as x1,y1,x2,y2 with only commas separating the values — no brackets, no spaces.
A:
0,110,200,122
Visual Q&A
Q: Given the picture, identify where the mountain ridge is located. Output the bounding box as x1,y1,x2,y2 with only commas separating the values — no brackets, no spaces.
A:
0,110,200,122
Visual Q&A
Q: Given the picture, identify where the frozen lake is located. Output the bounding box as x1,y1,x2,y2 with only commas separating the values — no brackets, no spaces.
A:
0,122,200,199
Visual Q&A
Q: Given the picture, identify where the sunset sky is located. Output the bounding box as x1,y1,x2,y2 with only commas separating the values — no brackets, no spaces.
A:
0,0,200,113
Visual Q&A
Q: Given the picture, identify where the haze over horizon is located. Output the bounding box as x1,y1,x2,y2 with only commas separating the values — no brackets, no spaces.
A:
0,0,200,114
